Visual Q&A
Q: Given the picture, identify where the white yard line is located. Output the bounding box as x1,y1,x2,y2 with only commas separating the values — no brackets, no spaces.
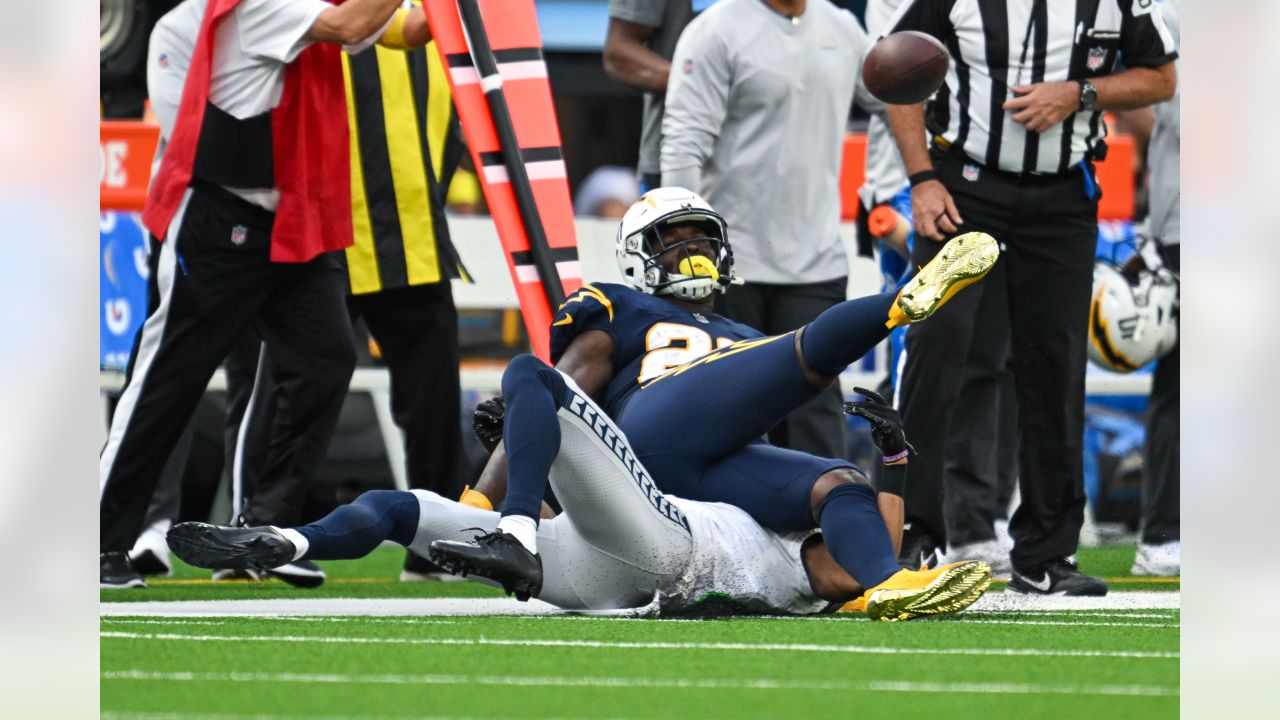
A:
99,592,1179,618
102,669,1176,697
100,631,1177,660
101,615,1174,630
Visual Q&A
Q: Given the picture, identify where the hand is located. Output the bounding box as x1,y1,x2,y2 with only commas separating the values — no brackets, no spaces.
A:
844,387,915,464
910,180,963,242
473,396,505,453
1003,81,1080,133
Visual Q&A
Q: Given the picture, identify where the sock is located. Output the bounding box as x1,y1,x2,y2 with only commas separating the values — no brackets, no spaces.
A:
273,527,309,561
818,483,902,588
800,291,898,376
497,514,538,554
501,355,565,521
294,490,419,560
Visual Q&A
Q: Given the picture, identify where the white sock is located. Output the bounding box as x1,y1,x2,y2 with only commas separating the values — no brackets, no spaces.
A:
273,527,309,562
496,515,538,554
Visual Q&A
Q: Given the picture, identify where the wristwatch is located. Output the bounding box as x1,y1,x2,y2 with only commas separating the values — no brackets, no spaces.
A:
1078,81,1099,111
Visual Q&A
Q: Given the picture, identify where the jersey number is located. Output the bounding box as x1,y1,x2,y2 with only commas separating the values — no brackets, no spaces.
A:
639,323,733,383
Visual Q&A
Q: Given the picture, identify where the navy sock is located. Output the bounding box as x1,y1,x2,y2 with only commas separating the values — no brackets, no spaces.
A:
800,291,897,376
818,483,901,588
295,490,419,560
500,355,567,521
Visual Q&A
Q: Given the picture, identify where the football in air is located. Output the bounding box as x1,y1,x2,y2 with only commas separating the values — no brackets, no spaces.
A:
862,31,950,104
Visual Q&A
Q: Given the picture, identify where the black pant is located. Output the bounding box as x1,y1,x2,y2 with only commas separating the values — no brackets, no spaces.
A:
715,277,849,460
942,282,1019,546
899,148,1097,571
100,184,356,552
1141,244,1179,543
233,282,464,526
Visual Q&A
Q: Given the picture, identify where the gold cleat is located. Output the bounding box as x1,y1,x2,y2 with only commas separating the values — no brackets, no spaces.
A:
886,232,1000,328
864,560,993,622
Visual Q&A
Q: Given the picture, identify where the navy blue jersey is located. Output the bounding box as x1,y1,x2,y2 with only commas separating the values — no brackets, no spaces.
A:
549,283,761,415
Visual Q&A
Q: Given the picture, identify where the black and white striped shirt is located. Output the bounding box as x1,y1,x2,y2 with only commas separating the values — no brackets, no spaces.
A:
888,0,1177,174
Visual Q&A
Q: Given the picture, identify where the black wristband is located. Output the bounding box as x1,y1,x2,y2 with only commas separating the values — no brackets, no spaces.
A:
908,170,938,187
878,463,907,498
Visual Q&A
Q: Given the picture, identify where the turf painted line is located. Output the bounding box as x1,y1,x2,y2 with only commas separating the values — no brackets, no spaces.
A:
100,591,1178,618
100,631,1178,660
102,669,1176,697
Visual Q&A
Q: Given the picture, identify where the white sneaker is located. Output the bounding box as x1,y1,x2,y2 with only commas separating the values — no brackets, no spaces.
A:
1131,540,1180,576
128,519,173,577
941,538,1011,577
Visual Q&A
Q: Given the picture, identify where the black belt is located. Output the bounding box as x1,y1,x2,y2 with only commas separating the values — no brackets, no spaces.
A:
932,134,1104,180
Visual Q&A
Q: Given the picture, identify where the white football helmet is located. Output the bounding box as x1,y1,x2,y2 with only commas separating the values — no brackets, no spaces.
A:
1087,261,1179,373
616,187,735,301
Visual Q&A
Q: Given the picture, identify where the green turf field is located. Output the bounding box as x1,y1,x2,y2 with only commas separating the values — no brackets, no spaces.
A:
100,545,1179,718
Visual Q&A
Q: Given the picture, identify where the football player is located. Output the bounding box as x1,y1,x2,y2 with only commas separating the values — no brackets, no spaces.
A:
168,362,991,620
438,187,998,607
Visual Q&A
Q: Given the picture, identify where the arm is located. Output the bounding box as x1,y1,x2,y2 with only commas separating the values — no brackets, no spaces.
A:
471,331,618,507
1002,63,1176,133
373,6,431,50
660,22,730,192
602,18,667,94
307,0,404,45
885,103,962,241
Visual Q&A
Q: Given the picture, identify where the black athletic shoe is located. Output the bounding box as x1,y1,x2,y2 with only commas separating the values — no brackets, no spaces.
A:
898,526,941,570
429,530,543,601
1009,556,1108,596
167,522,296,573
268,560,326,589
100,552,146,589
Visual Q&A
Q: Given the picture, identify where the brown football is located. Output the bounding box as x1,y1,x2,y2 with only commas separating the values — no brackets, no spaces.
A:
862,31,950,105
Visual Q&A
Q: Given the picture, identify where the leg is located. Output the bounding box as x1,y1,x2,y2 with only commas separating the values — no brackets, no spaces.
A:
248,254,357,528
431,357,694,600
1003,186,1097,574
620,290,899,465
221,329,263,522
1134,245,1179,575
943,274,1013,546
694,445,900,588
358,283,464,497
765,277,849,459
101,190,270,554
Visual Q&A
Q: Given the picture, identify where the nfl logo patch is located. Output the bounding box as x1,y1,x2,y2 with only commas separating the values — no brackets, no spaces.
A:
963,164,980,182
158,53,169,69
230,225,248,246
1086,46,1107,71
681,58,694,74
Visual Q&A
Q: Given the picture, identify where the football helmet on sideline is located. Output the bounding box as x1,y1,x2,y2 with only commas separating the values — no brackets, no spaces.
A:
1087,260,1178,373
616,187,736,301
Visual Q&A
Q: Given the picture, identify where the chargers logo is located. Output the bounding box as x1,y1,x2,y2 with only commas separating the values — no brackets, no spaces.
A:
105,298,131,336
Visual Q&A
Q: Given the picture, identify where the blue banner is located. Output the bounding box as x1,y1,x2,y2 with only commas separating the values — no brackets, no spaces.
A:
100,211,149,370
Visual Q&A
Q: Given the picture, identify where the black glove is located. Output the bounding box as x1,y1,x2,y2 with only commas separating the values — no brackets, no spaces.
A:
844,387,915,464
473,396,505,453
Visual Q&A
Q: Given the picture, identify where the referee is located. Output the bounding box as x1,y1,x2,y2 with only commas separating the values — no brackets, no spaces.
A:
233,19,470,585
100,0,410,589
883,0,1177,595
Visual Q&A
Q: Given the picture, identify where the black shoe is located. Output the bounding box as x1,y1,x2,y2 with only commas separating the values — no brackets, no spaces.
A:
1009,557,1108,596
167,522,296,572
268,560,326,588
401,550,460,582
100,552,146,589
429,530,543,601
898,526,941,570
